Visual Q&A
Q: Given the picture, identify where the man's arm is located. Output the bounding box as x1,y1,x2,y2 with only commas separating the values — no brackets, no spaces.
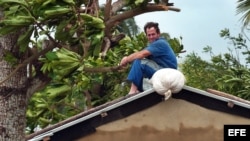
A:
120,50,151,66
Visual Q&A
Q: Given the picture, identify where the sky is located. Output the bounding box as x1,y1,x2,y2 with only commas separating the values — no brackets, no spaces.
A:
134,0,244,61
100,0,245,62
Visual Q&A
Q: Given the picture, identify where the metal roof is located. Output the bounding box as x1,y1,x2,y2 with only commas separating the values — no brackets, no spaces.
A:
26,86,250,141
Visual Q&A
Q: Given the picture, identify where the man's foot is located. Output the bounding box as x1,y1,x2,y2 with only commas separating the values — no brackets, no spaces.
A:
128,90,140,95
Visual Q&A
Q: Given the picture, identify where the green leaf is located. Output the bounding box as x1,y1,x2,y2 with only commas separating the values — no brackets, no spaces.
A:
0,26,20,36
41,0,56,7
55,19,71,41
63,0,75,5
225,78,243,83
3,51,18,65
4,5,20,17
45,52,58,61
0,0,28,7
43,6,72,19
1,16,34,26
46,84,71,99
92,32,104,56
135,0,144,5
17,25,34,52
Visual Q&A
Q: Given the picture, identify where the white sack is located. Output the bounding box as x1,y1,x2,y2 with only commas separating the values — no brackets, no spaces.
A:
150,68,185,98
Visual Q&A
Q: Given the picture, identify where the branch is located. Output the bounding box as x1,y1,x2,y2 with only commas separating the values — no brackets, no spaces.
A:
101,37,111,58
0,41,56,85
103,0,113,38
83,65,124,73
104,0,112,21
37,24,61,48
111,0,128,14
106,4,180,28
26,77,51,100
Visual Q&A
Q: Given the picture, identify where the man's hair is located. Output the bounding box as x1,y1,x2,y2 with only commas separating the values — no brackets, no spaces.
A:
144,22,160,34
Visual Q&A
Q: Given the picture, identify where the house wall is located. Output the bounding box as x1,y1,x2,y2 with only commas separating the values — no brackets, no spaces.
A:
77,97,250,141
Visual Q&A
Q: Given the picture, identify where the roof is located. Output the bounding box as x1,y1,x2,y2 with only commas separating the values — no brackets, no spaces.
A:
26,85,250,141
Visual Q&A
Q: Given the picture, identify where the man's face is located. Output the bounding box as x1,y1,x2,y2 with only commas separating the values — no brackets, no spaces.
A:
146,27,160,43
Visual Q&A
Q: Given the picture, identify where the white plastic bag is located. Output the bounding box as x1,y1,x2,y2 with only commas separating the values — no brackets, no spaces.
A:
150,68,185,100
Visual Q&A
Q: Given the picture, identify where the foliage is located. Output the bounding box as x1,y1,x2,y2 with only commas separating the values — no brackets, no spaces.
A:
236,0,250,29
179,52,221,90
0,0,183,134
168,36,184,57
108,33,148,96
180,29,250,100
26,31,182,133
116,18,140,38
0,0,112,133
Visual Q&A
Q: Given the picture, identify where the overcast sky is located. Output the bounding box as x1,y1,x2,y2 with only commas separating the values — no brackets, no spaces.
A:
100,0,245,62
134,0,244,61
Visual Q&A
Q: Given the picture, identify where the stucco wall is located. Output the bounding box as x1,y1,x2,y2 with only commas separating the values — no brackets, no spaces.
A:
77,97,250,141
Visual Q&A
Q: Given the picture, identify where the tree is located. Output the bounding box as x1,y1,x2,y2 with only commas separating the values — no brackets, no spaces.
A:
0,29,29,140
0,0,181,140
116,18,140,37
180,29,250,100
236,0,250,29
236,0,250,41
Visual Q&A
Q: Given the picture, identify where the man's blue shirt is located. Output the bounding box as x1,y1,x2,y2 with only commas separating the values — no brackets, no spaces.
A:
145,37,177,69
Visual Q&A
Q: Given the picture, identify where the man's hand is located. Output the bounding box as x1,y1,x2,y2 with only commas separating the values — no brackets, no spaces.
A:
120,56,128,67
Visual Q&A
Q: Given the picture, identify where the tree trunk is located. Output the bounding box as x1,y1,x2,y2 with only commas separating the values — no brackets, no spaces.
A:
0,32,28,140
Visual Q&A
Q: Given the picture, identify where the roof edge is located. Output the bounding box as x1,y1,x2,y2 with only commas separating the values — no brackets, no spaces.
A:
183,85,250,109
26,88,156,141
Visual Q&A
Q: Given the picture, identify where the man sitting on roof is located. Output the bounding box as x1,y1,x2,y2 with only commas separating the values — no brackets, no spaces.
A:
119,22,177,95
